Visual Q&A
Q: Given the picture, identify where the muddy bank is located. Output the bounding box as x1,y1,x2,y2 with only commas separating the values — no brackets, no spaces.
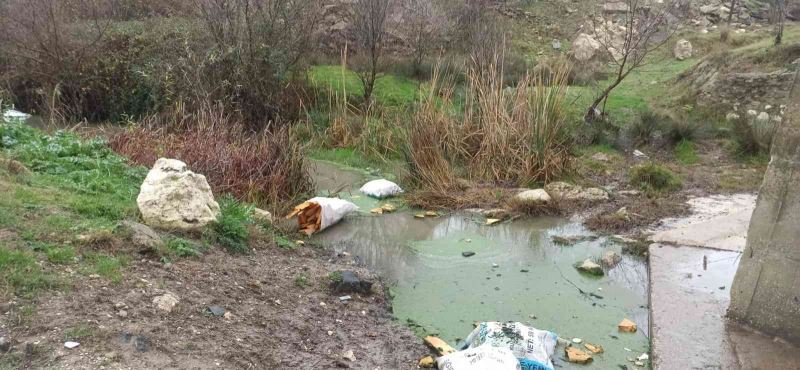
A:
1,244,427,369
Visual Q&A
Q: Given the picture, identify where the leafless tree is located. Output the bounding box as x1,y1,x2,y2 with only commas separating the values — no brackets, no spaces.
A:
452,0,504,75
722,0,738,41
585,0,686,122
772,0,786,45
197,0,322,126
351,0,393,106
401,0,444,77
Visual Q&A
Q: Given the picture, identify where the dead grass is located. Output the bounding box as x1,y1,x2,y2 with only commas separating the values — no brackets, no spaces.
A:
109,102,313,213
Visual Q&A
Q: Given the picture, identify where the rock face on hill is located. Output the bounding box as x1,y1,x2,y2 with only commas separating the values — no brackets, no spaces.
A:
680,59,797,113
137,158,220,231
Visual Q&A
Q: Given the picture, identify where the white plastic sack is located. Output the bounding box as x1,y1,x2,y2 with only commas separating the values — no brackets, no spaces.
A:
2,109,31,121
437,345,520,370
286,197,358,235
311,197,358,230
463,322,558,370
359,179,403,199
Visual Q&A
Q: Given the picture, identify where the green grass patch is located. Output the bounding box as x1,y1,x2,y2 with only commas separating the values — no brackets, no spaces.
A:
164,237,202,258
45,245,76,264
309,65,420,107
213,197,253,254
82,252,127,284
0,246,55,298
674,140,700,165
294,274,309,288
629,163,682,194
64,324,94,341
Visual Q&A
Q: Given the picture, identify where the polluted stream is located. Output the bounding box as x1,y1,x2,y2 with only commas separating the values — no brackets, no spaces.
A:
310,160,650,368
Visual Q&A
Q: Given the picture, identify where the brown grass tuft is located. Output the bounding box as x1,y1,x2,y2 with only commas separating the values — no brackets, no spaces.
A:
109,102,313,213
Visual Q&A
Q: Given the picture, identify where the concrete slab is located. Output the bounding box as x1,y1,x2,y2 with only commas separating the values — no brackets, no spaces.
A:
651,194,755,252
650,243,800,369
650,243,741,370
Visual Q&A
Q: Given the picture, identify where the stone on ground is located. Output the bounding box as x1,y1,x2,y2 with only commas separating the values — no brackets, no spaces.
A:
137,158,220,231
572,33,601,62
331,271,373,294
576,259,604,276
674,39,692,61
252,208,273,223
545,182,609,202
153,293,179,313
515,189,552,206
117,221,163,252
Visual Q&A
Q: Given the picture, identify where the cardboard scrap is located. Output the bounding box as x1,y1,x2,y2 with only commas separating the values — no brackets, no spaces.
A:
418,355,435,368
584,343,604,354
424,336,456,356
565,346,593,364
619,318,638,333
286,201,322,235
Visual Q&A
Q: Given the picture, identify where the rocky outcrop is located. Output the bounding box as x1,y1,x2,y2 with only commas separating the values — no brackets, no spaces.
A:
680,59,797,112
137,158,220,231
674,39,692,61
515,189,552,206
572,33,602,62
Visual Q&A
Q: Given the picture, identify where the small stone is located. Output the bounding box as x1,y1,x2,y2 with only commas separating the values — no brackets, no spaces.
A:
491,263,499,268
327,330,334,336
633,150,648,159
207,305,225,317
602,251,622,267
515,189,552,206
342,349,356,362
619,318,637,333
252,208,273,223
462,251,476,258
330,271,373,294
572,338,583,344
320,302,327,307
565,346,593,364
64,341,80,349
223,312,234,320
338,295,352,302
576,259,604,276
152,293,179,313
117,310,128,318
637,353,649,361
591,152,612,162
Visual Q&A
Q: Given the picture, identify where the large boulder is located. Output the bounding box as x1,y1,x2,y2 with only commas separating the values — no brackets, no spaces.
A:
674,39,692,61
572,33,602,62
137,158,220,231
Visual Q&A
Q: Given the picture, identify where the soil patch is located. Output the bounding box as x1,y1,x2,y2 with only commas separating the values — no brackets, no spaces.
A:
1,243,427,369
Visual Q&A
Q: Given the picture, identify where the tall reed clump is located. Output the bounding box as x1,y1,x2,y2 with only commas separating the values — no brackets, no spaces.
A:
108,102,313,213
407,55,573,192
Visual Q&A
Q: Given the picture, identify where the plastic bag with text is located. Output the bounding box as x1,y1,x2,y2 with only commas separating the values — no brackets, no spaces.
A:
436,344,520,370
462,322,558,370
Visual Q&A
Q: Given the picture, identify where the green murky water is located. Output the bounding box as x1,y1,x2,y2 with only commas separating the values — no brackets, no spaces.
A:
310,160,650,368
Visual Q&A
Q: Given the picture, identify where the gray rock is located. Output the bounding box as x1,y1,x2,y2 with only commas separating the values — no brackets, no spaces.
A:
602,251,622,267
117,221,163,252
515,189,552,206
462,251,476,257
674,39,692,61
331,271,373,294
552,40,562,50
153,293,179,313
576,259,604,276
207,305,225,317
544,182,609,202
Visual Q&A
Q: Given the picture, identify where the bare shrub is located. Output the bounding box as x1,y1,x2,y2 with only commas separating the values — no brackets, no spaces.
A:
108,102,313,212
350,0,394,106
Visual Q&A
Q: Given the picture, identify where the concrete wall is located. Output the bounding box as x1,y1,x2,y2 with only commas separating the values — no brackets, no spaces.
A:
729,69,800,343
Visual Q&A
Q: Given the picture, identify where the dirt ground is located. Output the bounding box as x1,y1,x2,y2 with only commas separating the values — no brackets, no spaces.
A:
0,242,428,369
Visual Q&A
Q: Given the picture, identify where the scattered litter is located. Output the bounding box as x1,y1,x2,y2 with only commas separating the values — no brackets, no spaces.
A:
437,345,519,370
414,213,426,219
461,322,557,370
286,197,358,235
319,302,326,307
618,318,637,333
486,218,502,226
370,207,384,214
338,295,352,302
3,109,31,121
565,346,593,364
572,338,582,344
635,360,645,366
359,179,403,199
462,251,476,258
327,330,333,336
380,204,397,213
637,353,649,361
584,343,604,354
425,211,439,217
624,347,632,352
418,355,435,368
465,238,472,243
295,240,305,246
492,263,499,268
424,336,456,356
64,341,80,349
